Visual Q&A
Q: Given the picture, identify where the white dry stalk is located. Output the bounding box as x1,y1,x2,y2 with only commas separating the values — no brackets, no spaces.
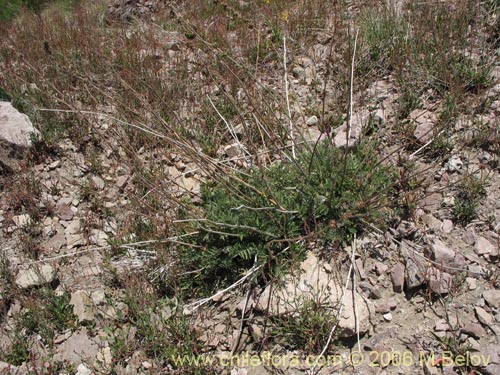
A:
283,36,296,160
409,128,446,159
352,239,361,353
309,235,358,375
26,233,200,264
346,29,359,146
35,108,167,139
186,245,292,311
231,266,254,355
207,95,250,158
186,263,262,312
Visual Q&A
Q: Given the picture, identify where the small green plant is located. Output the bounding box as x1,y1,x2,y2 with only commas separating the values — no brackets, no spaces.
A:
1,325,31,365
107,273,211,374
19,288,76,344
454,174,487,224
358,8,409,77
271,297,337,353
176,141,397,297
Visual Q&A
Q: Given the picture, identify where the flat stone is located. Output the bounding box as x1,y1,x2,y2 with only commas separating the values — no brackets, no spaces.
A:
427,268,452,294
391,262,405,293
483,289,500,309
70,290,95,324
441,219,453,233
116,175,129,190
430,240,466,269
301,127,326,144
373,261,388,276
0,101,40,147
422,214,443,231
54,330,99,365
461,323,485,339
435,317,458,331
91,175,105,190
475,306,493,326
15,265,56,289
90,229,108,247
475,236,495,256
255,252,372,338
306,115,319,126
12,214,31,228
419,193,441,212
75,364,92,375
465,277,477,290
462,227,476,245
56,203,74,221
383,313,392,321
411,109,437,143
43,233,66,252
403,251,427,289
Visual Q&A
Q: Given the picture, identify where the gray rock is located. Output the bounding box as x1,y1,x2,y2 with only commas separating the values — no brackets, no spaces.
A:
483,289,500,309
0,101,40,147
12,214,31,228
116,175,129,190
475,236,495,256
56,203,74,221
421,214,443,231
447,155,463,173
90,229,109,247
462,227,476,245
306,115,319,126
372,261,388,276
70,291,95,324
427,268,452,294
333,114,364,149
461,323,485,338
391,262,405,293
255,252,372,338
43,233,66,252
411,109,436,143
477,344,500,375
441,219,453,233
15,264,56,289
403,250,427,289
475,306,493,326
465,277,477,290
418,192,441,212
75,364,92,375
301,127,326,144
54,330,99,364
91,175,105,190
430,240,466,270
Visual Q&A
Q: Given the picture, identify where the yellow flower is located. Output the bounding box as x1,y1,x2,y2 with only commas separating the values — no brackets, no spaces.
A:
280,10,289,23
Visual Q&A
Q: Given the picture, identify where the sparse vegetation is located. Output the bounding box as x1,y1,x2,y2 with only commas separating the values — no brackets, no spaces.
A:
0,0,498,372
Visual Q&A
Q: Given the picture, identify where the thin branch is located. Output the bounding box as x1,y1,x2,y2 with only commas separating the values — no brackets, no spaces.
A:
27,233,200,264
310,235,357,375
283,36,296,159
346,29,359,146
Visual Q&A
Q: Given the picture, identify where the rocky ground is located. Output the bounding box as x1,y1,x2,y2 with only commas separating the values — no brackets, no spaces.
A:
0,0,499,374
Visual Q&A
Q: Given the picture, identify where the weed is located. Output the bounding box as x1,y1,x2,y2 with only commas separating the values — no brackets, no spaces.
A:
106,273,212,374
271,298,337,353
358,7,409,78
175,141,396,297
453,174,487,224
19,288,76,344
1,325,31,365
0,288,75,365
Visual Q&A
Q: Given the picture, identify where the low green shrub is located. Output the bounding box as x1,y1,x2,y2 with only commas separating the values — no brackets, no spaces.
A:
177,141,397,296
